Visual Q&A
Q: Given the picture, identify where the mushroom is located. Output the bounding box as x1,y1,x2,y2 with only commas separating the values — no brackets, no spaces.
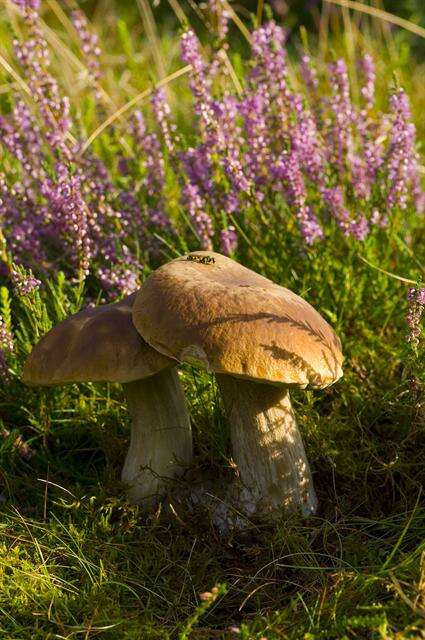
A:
132,252,343,516
22,292,192,504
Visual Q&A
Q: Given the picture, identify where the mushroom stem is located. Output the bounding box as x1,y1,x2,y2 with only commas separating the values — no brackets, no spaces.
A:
216,375,318,517
121,368,192,504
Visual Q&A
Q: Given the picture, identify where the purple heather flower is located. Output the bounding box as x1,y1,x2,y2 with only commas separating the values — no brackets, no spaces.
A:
12,8,72,158
0,175,46,266
329,59,352,115
131,110,147,146
97,261,140,297
80,154,113,197
359,54,375,110
322,186,369,240
0,103,45,184
181,34,249,206
210,95,251,204
250,22,291,145
1,11,423,294
179,145,214,195
300,54,319,92
12,100,44,179
370,209,388,228
117,157,130,176
180,32,221,207
350,153,371,201
363,134,384,184
328,59,354,175
181,29,214,133
223,151,250,195
208,0,230,42
181,32,249,207
290,94,325,184
274,151,324,245
353,59,380,196
144,132,165,198
71,10,102,98
0,116,30,178
0,316,14,383
130,110,171,233
12,0,40,11
149,207,171,230
10,266,41,296
349,215,369,240
251,21,288,96
96,241,143,296
222,192,240,214
386,89,422,212
3,11,160,293
182,181,214,249
41,164,92,276
0,317,14,354
406,287,425,346
151,87,176,155
219,226,237,255
239,91,270,187
211,95,239,153
181,29,205,75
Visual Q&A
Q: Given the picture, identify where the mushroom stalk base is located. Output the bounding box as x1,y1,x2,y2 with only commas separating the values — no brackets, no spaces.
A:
216,375,318,517
121,368,192,504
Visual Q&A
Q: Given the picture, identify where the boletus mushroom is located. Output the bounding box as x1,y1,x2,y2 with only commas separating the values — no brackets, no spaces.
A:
132,252,343,516
22,293,192,504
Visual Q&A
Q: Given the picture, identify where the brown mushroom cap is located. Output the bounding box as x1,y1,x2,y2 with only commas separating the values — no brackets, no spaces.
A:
132,252,343,389
23,293,174,386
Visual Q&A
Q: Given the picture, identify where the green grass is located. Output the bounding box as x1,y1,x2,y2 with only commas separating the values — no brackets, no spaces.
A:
1,225,424,638
0,1,425,638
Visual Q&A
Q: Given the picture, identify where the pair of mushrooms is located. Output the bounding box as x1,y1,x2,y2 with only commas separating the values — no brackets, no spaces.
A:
23,252,343,516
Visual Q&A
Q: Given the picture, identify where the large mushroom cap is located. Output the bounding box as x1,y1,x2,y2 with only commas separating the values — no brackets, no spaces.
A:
132,252,343,388
23,293,174,386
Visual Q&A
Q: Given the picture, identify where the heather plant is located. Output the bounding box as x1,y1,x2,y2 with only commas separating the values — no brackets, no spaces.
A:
406,286,425,346
1,1,423,292
0,0,424,638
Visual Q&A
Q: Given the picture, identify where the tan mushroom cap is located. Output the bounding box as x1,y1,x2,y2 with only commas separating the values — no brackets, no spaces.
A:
23,293,174,386
132,252,343,389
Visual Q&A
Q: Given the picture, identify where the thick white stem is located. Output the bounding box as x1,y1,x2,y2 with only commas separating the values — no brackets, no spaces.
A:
216,375,317,517
121,368,192,504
